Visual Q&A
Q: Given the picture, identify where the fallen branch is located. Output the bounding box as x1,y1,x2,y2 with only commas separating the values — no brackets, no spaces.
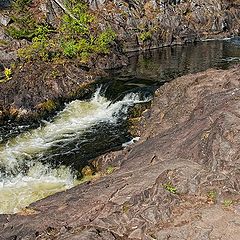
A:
53,0,78,21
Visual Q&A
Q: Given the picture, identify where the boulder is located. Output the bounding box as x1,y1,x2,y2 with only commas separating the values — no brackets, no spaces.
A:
0,61,99,123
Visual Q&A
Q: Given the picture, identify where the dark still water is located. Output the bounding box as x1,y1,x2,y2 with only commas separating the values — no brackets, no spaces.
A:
0,38,240,213
106,38,240,86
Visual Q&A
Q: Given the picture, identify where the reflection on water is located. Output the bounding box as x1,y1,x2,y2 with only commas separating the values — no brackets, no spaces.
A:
108,39,240,84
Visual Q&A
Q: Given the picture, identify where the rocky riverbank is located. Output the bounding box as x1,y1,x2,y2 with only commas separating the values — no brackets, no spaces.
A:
89,0,240,51
0,66,239,239
0,61,99,124
0,0,240,123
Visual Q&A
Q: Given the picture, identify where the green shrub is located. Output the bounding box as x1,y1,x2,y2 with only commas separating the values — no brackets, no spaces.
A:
80,51,90,63
4,68,12,81
164,182,177,194
60,3,116,59
106,166,116,175
60,2,94,38
223,199,233,207
7,26,34,39
94,29,116,54
18,25,52,61
7,0,39,40
0,68,12,83
140,31,152,42
12,0,33,12
6,14,37,40
34,25,51,39
61,40,79,58
14,1,116,62
207,190,217,203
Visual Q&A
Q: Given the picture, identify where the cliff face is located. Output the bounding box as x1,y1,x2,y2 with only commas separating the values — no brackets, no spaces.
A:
1,0,240,53
26,0,240,50
86,0,240,51
0,0,239,69
0,0,240,62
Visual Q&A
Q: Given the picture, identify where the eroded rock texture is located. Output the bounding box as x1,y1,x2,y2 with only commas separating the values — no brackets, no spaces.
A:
1,0,240,56
87,0,240,51
0,66,240,239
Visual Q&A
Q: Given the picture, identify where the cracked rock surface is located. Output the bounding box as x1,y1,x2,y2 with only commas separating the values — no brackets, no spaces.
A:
0,66,240,239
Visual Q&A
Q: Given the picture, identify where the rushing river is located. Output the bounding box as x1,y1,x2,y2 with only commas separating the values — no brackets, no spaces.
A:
0,88,151,213
0,38,240,214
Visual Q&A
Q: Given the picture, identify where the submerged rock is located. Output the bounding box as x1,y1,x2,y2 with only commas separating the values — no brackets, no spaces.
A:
0,66,240,239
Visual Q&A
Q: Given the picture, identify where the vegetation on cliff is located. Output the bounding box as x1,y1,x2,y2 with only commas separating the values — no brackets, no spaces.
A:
7,0,116,63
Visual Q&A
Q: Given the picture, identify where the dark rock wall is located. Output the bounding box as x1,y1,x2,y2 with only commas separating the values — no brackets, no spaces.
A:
1,0,240,52
0,0,239,61
87,0,240,51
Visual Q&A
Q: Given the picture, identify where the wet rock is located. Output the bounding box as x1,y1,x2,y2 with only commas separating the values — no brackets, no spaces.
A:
1,66,240,239
0,61,99,123
95,50,129,70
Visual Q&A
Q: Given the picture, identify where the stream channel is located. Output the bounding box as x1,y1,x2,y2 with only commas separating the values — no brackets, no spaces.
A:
0,38,240,214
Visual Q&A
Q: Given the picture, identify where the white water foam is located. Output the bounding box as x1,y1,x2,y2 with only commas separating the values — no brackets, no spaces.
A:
201,37,232,42
0,88,151,213
220,57,240,62
122,137,140,147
